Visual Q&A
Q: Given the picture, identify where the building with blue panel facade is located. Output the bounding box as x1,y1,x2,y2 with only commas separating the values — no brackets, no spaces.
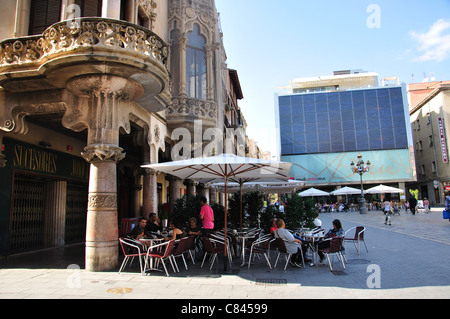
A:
276,71,416,189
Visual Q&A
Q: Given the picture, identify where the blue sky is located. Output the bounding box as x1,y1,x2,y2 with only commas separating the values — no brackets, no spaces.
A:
215,0,450,157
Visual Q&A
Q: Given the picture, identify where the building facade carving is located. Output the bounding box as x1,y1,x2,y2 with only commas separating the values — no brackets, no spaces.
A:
0,0,257,272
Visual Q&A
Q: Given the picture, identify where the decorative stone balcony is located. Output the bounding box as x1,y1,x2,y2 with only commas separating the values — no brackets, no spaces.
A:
167,96,217,129
0,17,171,132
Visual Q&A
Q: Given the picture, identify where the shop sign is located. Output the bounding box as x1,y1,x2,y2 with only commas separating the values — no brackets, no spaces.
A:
438,118,448,164
4,138,89,180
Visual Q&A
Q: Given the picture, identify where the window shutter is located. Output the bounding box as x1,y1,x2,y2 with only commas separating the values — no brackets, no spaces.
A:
75,0,102,17
29,0,62,35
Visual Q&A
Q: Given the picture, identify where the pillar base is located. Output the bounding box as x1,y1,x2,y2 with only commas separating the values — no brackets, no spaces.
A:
85,241,118,272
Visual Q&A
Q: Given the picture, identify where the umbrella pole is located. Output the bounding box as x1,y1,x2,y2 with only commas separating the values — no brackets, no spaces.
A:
224,176,228,271
240,180,243,232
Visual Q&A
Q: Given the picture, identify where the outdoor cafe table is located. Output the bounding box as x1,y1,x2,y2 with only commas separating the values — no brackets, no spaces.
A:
140,238,165,272
232,229,258,267
301,235,326,266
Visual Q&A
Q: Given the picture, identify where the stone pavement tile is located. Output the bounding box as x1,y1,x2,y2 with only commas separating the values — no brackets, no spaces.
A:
210,285,248,298
177,285,215,297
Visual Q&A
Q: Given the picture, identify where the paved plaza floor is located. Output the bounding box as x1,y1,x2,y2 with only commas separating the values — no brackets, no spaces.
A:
1,208,449,301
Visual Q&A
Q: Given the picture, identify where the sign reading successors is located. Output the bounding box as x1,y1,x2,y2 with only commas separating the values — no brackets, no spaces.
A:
438,118,449,164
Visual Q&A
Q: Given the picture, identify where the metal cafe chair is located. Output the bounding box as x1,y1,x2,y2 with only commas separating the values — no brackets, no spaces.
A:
318,237,346,271
344,226,368,255
118,238,147,275
201,236,227,270
145,239,176,277
171,237,190,272
182,235,197,264
247,235,273,269
273,238,305,270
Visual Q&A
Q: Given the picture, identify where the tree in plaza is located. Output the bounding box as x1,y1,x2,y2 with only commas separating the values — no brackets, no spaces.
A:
284,194,316,229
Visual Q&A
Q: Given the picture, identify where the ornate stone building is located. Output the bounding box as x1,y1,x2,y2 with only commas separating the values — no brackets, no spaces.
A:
0,0,247,271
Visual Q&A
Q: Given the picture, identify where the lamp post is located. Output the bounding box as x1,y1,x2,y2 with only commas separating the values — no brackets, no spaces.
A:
351,153,371,214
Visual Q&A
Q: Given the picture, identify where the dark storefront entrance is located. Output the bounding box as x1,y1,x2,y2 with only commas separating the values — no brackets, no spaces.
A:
1,138,89,256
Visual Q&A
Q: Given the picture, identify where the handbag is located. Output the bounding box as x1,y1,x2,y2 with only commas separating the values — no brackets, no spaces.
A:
443,210,450,220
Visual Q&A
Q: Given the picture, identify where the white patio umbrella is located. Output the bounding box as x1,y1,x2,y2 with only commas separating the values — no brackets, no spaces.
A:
255,180,305,194
298,187,330,197
211,179,304,194
330,186,365,196
211,182,255,193
141,153,292,270
365,184,405,194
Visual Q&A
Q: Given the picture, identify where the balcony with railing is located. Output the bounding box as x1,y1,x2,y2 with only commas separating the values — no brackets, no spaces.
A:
0,18,171,116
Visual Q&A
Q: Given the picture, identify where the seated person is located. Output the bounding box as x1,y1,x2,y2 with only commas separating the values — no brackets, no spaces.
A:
273,219,310,268
123,227,149,253
165,220,186,241
127,217,147,239
186,217,202,236
311,212,323,235
145,213,163,237
317,219,345,262
269,218,278,235
186,217,202,252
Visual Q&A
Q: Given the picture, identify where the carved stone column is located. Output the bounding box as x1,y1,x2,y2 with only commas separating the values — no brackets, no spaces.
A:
205,44,214,100
83,144,124,272
184,179,198,196
201,183,210,203
209,187,217,204
167,174,182,217
68,75,138,272
179,33,188,97
142,168,158,219
133,182,143,218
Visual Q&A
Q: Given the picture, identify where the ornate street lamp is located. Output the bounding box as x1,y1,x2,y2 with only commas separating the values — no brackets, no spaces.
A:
350,153,371,214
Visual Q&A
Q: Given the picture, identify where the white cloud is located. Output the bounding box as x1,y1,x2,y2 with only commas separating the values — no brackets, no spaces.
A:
410,19,450,62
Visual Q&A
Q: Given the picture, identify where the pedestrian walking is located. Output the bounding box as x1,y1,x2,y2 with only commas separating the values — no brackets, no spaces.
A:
384,199,392,226
409,196,417,215
423,198,430,214
445,192,450,222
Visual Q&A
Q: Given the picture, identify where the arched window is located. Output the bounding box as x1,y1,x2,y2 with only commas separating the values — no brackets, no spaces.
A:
186,24,207,100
